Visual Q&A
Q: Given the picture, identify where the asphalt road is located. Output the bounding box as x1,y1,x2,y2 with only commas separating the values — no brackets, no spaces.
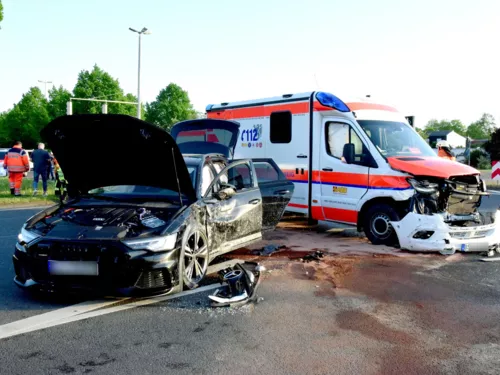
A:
1,201,500,375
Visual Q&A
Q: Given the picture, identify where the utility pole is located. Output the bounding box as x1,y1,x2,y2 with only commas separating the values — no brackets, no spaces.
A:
129,27,151,119
38,80,53,99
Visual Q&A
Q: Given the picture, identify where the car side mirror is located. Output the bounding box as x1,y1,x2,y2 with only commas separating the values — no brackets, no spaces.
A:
215,186,236,201
342,143,355,164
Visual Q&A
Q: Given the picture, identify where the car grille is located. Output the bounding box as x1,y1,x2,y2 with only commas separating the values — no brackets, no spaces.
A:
26,241,139,288
135,269,172,290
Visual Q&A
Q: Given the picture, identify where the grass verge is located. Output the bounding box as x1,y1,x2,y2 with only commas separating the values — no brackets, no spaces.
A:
0,177,58,206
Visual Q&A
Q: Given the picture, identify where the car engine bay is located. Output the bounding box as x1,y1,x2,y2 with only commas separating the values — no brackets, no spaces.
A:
27,206,177,240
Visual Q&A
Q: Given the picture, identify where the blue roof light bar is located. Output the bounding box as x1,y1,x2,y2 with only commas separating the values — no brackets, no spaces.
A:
315,92,350,112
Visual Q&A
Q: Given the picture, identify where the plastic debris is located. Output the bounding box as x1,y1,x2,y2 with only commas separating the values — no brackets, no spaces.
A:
208,262,265,308
301,250,325,262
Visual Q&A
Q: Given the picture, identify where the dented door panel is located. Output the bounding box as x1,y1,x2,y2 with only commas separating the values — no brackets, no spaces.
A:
203,160,263,257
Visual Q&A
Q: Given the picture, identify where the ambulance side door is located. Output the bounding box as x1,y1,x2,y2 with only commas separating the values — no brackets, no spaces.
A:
319,120,377,224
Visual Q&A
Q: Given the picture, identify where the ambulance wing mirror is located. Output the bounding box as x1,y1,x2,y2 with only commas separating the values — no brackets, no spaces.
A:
342,143,355,164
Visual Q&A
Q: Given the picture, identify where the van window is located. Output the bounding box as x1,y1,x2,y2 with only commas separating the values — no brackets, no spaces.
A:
326,122,373,167
270,111,292,143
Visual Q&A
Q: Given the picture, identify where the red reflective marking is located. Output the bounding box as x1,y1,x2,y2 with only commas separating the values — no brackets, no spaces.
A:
323,207,358,223
207,102,309,120
345,102,399,112
311,206,325,220
288,203,308,209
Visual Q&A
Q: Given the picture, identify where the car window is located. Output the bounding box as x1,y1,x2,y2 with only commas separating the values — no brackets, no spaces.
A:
253,161,279,183
0,151,6,160
227,164,253,190
326,122,372,167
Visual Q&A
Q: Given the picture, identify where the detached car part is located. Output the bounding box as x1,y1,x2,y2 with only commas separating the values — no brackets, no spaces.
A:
208,262,265,307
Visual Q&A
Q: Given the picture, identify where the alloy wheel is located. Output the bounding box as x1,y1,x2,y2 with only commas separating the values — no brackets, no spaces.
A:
183,230,209,287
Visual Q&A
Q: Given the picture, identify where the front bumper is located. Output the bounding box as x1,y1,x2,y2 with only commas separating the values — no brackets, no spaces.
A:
391,211,500,255
12,239,181,297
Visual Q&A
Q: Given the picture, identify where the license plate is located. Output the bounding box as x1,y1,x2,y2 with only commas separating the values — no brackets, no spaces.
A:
48,260,99,276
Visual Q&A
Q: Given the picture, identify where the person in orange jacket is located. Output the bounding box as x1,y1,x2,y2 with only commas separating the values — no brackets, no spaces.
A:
3,141,30,195
436,140,456,161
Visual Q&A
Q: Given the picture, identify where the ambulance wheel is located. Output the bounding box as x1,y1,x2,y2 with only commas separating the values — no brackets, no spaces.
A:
363,204,400,246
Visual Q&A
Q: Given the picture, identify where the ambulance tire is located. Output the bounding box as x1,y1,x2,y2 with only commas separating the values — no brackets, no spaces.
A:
363,204,400,246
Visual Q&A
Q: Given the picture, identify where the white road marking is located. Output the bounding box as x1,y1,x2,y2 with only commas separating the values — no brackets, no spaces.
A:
480,257,500,262
0,298,129,340
487,190,500,195
0,284,220,340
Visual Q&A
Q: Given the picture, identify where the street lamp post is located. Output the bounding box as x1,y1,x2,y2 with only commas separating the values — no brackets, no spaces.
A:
38,80,53,99
129,27,151,119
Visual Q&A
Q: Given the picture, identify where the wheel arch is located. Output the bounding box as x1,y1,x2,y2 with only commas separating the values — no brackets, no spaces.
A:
357,197,410,232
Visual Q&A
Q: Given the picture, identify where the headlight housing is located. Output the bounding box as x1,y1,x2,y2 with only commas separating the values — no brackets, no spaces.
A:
17,227,41,244
408,178,439,195
123,233,178,252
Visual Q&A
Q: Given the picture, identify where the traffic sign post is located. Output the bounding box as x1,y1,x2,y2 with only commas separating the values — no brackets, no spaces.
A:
493,161,500,181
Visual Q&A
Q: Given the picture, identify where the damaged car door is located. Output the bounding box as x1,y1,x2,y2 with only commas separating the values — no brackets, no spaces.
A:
203,160,263,257
252,158,295,232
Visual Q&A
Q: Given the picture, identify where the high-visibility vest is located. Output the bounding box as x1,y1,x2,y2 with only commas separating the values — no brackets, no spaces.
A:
3,146,30,173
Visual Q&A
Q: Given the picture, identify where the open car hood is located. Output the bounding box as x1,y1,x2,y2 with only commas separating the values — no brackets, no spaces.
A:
41,114,196,201
170,119,240,158
387,156,480,179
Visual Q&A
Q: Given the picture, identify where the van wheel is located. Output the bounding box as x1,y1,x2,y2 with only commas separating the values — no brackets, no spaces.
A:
363,204,400,246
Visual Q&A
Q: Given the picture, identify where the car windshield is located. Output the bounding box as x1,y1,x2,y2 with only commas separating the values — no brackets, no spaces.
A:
0,151,6,160
87,166,198,199
357,120,436,158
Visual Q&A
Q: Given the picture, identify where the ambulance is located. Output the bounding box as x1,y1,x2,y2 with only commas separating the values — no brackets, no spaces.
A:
186,91,499,255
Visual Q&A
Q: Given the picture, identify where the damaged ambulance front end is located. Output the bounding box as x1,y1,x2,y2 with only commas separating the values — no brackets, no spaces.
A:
387,157,500,255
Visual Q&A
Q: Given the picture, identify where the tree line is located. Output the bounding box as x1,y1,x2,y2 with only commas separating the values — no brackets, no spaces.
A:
0,65,199,148
417,113,497,142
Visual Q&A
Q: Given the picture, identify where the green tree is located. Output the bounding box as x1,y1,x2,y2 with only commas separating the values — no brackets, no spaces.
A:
0,112,9,147
423,119,467,138
47,85,71,120
415,127,427,139
466,113,496,140
72,64,137,116
3,87,50,148
145,83,197,130
0,1,4,28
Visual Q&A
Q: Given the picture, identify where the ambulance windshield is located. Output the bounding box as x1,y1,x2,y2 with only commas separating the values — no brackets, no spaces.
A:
358,120,436,158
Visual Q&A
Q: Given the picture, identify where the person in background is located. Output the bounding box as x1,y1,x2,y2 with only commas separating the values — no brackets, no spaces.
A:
436,140,456,161
31,142,52,196
48,152,55,180
3,141,30,196
53,157,68,201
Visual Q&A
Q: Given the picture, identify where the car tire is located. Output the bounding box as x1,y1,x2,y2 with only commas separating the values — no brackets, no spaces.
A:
180,224,209,290
363,203,400,246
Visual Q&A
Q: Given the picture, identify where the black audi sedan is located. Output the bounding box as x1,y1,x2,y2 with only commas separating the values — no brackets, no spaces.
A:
13,115,293,296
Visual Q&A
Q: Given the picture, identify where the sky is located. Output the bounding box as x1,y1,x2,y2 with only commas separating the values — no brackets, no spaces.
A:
0,0,499,128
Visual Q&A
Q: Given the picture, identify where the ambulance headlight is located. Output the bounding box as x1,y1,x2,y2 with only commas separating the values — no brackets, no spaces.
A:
408,178,439,195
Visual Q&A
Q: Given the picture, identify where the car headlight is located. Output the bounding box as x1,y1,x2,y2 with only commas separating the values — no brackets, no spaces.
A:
18,227,41,244
123,233,178,252
408,178,439,195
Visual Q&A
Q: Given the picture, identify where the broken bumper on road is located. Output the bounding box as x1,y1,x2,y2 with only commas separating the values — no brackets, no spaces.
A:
391,211,500,255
